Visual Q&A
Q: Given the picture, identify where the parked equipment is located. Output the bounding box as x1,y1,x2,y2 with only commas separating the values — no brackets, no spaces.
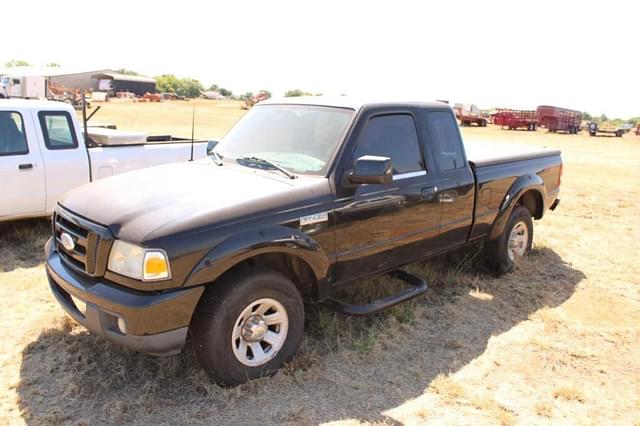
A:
453,104,488,127
241,91,271,110
0,75,47,99
588,122,624,137
536,105,582,134
492,109,538,131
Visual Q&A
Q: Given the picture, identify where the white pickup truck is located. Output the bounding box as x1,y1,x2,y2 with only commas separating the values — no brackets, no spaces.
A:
0,99,211,222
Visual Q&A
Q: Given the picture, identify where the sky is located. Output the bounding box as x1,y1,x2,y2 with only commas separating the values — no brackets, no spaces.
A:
1,0,638,118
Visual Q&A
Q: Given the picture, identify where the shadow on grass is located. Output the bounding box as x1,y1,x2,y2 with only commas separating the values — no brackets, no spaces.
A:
17,245,585,424
0,218,50,272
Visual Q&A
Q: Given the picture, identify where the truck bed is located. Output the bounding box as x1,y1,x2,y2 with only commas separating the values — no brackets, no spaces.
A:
464,139,560,167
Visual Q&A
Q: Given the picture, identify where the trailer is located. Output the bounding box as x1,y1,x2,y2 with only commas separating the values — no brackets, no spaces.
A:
492,109,538,131
587,122,625,137
536,105,582,134
453,103,488,127
0,74,47,99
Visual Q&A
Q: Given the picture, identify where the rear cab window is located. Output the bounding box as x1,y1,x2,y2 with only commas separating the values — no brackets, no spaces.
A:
353,114,424,176
0,111,28,156
38,111,78,150
423,111,465,171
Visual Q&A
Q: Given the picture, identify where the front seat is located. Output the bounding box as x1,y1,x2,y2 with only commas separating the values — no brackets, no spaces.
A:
0,114,26,154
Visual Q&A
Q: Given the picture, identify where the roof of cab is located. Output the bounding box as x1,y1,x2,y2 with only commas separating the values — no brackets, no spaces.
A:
0,99,73,110
260,96,452,112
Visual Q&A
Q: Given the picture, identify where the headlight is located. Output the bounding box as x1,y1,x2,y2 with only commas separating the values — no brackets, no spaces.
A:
107,240,171,281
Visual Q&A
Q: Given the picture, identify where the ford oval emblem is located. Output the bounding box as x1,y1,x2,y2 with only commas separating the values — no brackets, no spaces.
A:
60,233,75,251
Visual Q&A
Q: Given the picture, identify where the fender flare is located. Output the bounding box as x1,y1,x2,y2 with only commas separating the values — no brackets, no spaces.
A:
184,226,331,288
488,174,546,240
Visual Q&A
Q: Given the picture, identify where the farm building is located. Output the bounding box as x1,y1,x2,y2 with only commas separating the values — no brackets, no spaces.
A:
90,72,156,96
48,69,111,91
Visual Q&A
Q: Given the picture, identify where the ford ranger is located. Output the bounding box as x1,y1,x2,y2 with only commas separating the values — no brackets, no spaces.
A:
45,97,561,385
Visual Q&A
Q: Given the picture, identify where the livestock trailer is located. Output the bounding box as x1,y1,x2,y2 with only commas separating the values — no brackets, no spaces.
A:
536,105,582,134
492,109,537,131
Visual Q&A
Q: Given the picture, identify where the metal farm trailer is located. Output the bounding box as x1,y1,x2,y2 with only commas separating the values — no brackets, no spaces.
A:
536,105,582,134
492,109,538,131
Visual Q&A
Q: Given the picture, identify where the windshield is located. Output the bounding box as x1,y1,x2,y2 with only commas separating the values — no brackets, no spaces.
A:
215,104,354,175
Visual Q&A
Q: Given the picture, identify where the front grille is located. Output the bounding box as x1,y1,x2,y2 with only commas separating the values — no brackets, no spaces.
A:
54,207,113,276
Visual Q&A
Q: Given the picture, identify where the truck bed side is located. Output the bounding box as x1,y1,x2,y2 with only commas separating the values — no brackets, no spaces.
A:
469,153,562,241
87,141,209,179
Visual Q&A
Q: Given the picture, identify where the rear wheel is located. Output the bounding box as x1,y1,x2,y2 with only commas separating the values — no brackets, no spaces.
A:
191,267,304,385
485,205,533,274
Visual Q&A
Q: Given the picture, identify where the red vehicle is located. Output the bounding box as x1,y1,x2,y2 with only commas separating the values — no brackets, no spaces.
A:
536,105,582,134
492,109,538,131
453,104,488,127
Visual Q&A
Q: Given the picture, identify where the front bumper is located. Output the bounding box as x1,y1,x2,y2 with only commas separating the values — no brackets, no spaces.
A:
45,238,204,356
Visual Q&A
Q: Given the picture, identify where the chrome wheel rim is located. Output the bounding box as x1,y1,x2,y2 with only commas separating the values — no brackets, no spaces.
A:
508,221,529,261
231,298,288,367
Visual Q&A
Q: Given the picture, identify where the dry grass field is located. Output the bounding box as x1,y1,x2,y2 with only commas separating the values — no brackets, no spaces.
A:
1,100,639,425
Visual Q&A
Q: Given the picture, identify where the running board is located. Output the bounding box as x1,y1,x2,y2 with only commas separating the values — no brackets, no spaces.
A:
327,270,428,316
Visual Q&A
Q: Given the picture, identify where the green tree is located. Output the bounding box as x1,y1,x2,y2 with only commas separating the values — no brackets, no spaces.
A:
219,88,232,97
177,78,204,98
155,74,181,93
5,59,31,67
284,89,311,97
599,114,608,122
116,68,141,76
208,83,220,91
259,90,272,99
582,112,592,121
46,62,61,67
241,92,254,100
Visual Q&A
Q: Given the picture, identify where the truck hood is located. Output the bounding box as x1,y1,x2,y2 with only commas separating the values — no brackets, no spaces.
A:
59,160,330,242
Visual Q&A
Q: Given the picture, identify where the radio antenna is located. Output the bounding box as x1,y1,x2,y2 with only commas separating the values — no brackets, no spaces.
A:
190,98,196,161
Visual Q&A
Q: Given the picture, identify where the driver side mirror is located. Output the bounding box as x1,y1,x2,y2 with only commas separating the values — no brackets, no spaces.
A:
347,155,392,185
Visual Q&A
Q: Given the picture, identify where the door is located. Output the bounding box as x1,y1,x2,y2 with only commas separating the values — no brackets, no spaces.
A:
0,110,45,218
36,110,91,213
421,110,475,248
333,111,442,282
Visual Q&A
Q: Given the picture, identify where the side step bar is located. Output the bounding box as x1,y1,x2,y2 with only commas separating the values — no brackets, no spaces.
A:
327,270,428,316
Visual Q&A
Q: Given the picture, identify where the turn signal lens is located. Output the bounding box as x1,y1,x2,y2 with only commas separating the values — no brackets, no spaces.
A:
143,251,170,281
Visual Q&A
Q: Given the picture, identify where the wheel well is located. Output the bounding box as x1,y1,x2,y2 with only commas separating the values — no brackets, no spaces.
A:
518,190,543,219
219,253,317,298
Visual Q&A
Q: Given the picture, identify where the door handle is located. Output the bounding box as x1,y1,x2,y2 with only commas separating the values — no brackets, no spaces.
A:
421,186,438,200
18,163,33,170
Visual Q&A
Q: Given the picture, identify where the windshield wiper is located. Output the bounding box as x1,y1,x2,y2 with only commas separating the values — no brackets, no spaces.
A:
239,156,297,179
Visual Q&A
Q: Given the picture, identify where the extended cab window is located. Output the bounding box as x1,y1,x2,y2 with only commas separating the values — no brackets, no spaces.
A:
353,114,423,174
0,111,28,156
425,111,465,171
38,111,78,150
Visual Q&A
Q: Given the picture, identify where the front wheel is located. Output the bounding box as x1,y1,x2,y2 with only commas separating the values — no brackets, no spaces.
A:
191,267,304,385
485,205,533,274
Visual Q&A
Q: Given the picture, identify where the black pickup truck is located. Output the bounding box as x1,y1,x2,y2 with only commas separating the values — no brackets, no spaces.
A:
45,98,561,384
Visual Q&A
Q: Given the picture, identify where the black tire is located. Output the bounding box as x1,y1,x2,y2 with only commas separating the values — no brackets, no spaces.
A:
190,267,304,385
485,205,533,274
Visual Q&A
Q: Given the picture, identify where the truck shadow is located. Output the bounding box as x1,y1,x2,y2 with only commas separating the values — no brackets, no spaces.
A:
0,219,50,272
16,246,584,425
